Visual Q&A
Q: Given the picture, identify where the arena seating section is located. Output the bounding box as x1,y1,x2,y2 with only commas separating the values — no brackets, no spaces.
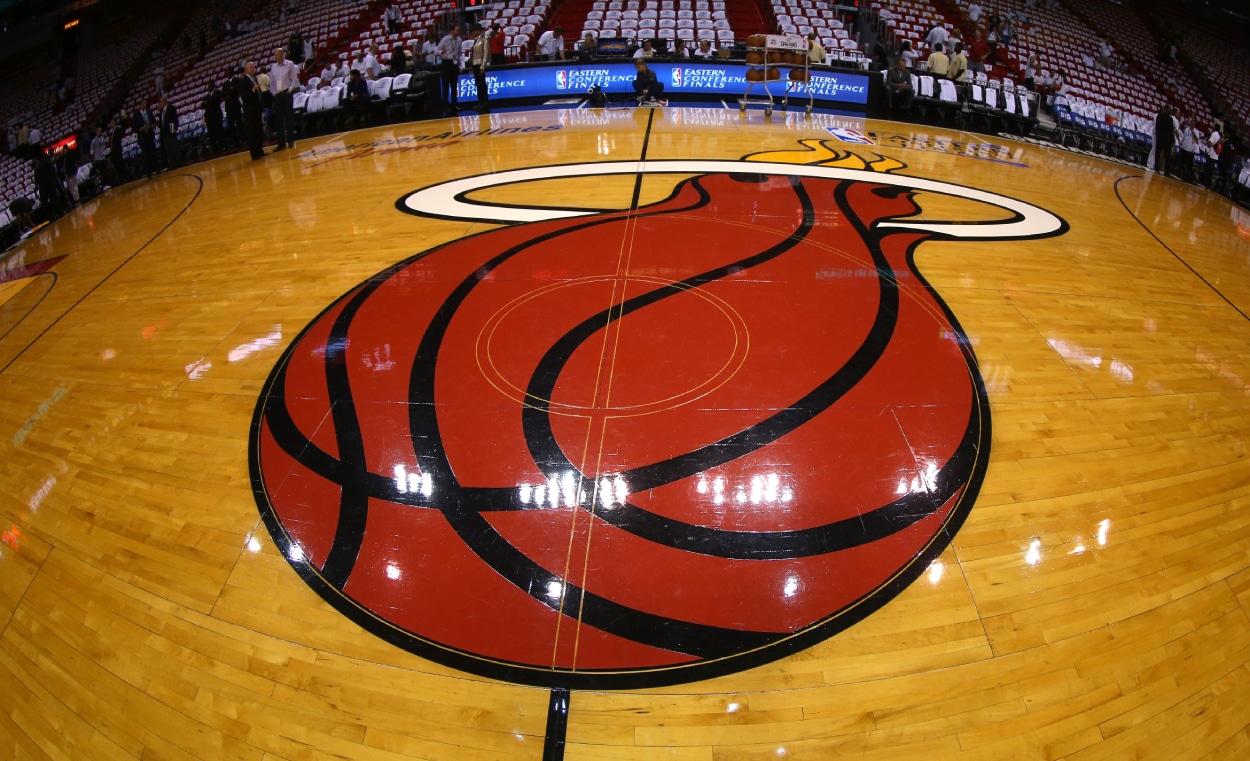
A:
2,7,172,214
1069,1,1212,128
4,0,1250,221
771,1,864,66
1175,28,1250,141
559,0,756,53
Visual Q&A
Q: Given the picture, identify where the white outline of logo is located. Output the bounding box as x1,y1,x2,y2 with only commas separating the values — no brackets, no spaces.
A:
401,160,1065,240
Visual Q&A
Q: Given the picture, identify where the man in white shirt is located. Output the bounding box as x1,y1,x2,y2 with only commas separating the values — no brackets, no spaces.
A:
633,39,655,58
537,26,565,61
968,2,982,24
436,25,463,115
361,43,381,79
693,39,716,58
924,23,948,52
269,46,300,151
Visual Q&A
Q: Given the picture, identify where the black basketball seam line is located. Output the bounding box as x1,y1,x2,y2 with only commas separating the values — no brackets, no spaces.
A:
249,169,1067,688
319,282,386,588
0,174,204,377
0,272,58,345
1113,175,1250,325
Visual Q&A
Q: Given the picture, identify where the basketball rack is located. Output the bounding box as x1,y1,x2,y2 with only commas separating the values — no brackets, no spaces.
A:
740,34,813,116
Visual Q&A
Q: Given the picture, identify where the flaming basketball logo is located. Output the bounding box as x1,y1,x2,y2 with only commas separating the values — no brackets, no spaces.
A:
250,140,1067,688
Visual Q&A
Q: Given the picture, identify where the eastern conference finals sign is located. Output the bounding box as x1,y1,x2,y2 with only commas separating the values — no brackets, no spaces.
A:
457,62,870,105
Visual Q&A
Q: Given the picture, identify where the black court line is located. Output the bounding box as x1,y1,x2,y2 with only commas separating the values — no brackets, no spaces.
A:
1113,175,1250,324
539,108,656,761
542,688,570,761
0,175,205,376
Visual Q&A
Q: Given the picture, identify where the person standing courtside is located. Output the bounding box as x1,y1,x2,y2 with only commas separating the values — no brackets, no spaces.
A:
223,69,245,148
469,23,491,113
158,96,180,170
133,103,158,179
436,25,463,116
237,62,266,160
269,47,300,152
90,126,110,185
109,117,126,184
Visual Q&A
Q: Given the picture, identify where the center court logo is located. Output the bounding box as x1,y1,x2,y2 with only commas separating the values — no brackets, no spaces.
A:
251,150,1068,689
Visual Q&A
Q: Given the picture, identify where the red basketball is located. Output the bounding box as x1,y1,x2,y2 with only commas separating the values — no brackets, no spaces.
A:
251,171,990,688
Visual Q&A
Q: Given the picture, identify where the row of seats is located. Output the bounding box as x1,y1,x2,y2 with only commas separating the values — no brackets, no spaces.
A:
946,0,1171,128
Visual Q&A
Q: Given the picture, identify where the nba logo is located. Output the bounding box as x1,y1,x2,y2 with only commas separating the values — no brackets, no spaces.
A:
556,70,568,90
827,127,875,145
671,67,683,88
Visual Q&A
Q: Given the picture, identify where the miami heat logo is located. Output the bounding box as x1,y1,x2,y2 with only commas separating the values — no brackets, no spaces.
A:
250,144,1066,688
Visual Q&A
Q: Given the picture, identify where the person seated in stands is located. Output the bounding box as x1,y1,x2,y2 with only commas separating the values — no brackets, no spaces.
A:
885,57,913,113
632,59,664,103
926,42,949,79
1096,40,1113,71
344,69,371,127
693,39,716,58
807,32,822,65
671,39,690,58
579,33,598,60
967,29,988,73
633,39,656,59
899,40,919,68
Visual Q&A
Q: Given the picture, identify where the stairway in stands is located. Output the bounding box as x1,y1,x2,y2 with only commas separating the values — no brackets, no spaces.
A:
547,0,589,39
728,0,770,37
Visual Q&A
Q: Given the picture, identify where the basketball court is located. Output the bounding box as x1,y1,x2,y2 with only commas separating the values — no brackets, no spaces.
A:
2,106,1250,760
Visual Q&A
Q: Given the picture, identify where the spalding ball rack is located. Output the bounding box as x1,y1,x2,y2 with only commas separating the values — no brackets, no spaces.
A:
740,33,813,116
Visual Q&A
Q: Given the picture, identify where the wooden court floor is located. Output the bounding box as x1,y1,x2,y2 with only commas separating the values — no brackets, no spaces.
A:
2,106,1250,760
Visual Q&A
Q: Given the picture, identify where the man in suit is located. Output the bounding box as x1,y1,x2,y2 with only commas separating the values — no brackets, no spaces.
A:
885,57,914,114
223,68,245,148
344,68,370,128
202,85,226,154
132,103,158,179
236,62,266,160
158,97,180,169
